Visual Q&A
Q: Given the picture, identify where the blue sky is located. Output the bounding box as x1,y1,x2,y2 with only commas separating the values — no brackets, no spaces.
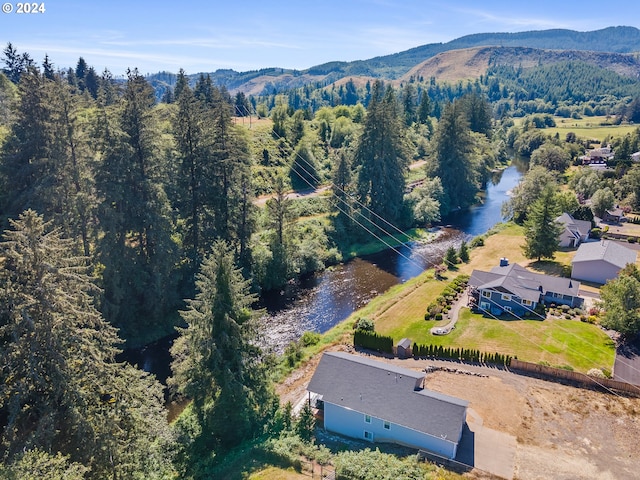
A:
1,0,639,76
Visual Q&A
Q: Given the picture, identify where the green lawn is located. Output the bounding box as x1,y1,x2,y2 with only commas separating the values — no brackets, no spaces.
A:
384,308,615,373
514,115,638,143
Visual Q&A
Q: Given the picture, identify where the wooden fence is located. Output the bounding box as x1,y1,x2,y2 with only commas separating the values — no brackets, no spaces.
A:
510,359,640,396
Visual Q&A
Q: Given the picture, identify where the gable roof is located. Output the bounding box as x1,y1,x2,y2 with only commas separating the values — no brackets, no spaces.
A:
308,352,467,442
556,212,591,238
572,240,637,269
469,263,580,301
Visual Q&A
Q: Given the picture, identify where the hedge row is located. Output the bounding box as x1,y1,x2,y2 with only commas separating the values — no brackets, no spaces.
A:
353,330,394,354
412,343,513,366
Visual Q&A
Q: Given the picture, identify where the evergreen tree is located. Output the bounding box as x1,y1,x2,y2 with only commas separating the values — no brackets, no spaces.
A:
42,54,55,80
290,142,319,190
427,99,478,212
1,43,33,83
0,68,49,226
445,245,459,267
418,93,431,123
208,86,255,249
170,240,277,448
261,176,296,289
296,402,316,442
95,69,178,341
460,92,492,136
355,81,409,230
459,240,470,262
332,151,354,233
0,210,175,478
172,78,214,269
502,165,557,223
522,186,563,261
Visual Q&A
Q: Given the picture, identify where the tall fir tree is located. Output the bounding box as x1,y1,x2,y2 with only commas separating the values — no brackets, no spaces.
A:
354,81,409,230
522,186,563,261
95,69,178,342
170,240,277,449
427,99,479,212
0,210,175,479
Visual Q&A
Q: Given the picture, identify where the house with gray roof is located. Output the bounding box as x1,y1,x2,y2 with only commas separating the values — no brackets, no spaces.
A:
469,261,582,317
307,352,468,459
571,240,637,284
556,212,591,248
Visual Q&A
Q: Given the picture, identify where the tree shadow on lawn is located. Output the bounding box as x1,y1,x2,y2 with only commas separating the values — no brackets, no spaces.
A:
526,259,569,277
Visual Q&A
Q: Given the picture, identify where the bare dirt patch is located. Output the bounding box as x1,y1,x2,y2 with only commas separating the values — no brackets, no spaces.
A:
279,351,640,479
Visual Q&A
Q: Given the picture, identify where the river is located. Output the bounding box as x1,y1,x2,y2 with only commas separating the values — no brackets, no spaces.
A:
122,163,524,380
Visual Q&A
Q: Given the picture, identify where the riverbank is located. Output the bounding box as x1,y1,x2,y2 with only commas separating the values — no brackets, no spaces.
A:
280,222,615,378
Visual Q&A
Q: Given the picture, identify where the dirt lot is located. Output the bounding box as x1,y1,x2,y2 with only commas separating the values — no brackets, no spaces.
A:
278,346,640,480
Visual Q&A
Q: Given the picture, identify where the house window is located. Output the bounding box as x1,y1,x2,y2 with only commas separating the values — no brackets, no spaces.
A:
364,431,373,441
522,299,533,307
504,306,512,312
364,414,371,424
383,421,390,430
482,291,491,298
501,294,512,302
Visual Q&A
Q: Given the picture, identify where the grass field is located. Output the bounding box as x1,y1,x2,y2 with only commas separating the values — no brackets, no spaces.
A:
514,115,639,143
363,223,616,372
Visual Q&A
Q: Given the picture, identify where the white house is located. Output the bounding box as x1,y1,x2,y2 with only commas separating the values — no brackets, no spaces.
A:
571,240,637,284
556,212,591,248
307,352,468,459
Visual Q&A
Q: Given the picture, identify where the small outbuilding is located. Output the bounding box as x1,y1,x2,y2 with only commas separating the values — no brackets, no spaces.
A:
571,240,637,284
396,338,412,359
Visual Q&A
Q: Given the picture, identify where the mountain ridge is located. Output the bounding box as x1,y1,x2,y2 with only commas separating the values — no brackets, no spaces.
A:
147,26,640,95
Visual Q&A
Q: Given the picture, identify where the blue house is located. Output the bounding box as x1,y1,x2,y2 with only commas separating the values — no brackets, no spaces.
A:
469,261,582,317
307,352,468,459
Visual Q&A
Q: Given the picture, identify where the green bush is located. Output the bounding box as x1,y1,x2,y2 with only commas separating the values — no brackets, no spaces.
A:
435,313,443,321
300,331,321,347
353,317,375,332
470,236,485,247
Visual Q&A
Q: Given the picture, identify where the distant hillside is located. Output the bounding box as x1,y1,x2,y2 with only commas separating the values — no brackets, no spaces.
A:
402,46,640,84
147,26,640,96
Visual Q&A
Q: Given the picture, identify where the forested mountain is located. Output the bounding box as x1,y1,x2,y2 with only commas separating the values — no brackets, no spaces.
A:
147,26,640,96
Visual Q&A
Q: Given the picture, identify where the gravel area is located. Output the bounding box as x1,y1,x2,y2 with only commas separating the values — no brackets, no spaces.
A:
278,347,640,480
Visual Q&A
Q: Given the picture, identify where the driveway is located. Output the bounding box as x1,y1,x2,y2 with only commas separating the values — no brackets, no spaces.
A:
614,344,640,386
455,407,516,479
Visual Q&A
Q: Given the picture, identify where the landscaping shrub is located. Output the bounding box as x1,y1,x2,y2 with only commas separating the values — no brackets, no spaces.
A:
354,317,375,332
587,368,606,378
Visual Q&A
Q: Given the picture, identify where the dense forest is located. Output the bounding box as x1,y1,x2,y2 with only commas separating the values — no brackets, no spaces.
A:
2,36,640,477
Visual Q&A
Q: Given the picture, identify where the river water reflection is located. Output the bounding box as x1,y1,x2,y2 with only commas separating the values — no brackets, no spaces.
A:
123,163,524,376
259,163,524,352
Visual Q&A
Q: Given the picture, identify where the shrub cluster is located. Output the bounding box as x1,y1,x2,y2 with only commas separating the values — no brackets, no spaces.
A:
412,343,513,366
353,330,394,354
425,274,469,320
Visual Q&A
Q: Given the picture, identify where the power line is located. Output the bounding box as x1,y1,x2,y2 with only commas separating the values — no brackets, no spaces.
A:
236,103,640,396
